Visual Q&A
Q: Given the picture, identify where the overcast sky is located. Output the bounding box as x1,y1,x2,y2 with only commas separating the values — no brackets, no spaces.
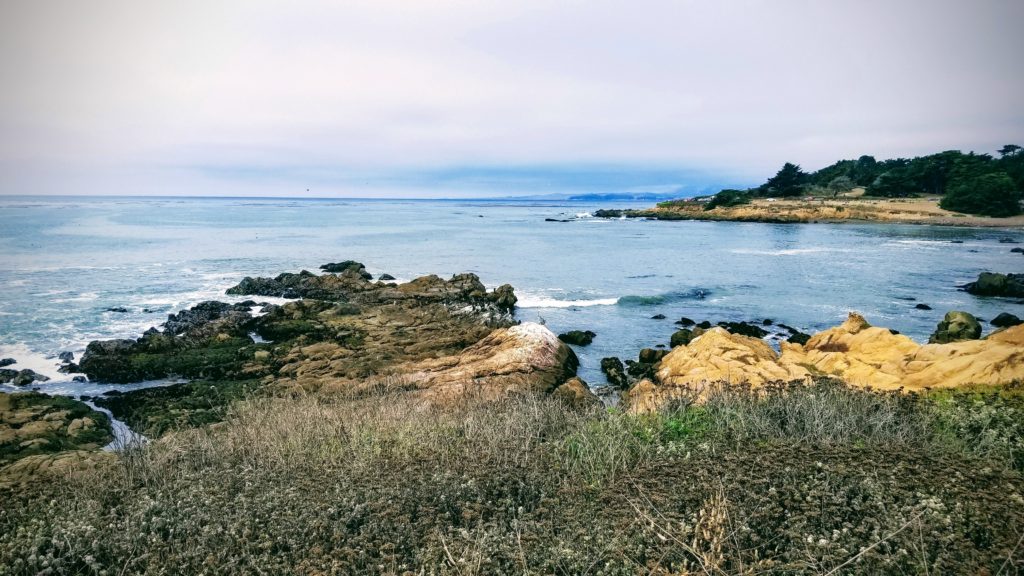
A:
1,0,1021,198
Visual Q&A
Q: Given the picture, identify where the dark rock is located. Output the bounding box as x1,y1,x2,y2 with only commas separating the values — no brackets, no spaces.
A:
655,344,666,348
991,312,1023,328
950,240,964,244
914,304,932,310
558,330,595,346
58,363,81,374
675,317,695,327
762,318,774,326
0,358,14,368
928,311,982,344
787,331,811,345
544,218,571,222
105,307,129,313
319,261,372,279
487,284,518,312
5,369,51,387
998,237,1019,244
600,357,629,389
717,321,768,338
58,351,74,362
650,314,666,320
638,348,668,364
895,296,916,301
378,273,396,281
1012,247,1024,254
963,272,1024,298
696,321,712,329
593,209,624,218
143,308,156,313
72,376,88,383
670,329,694,348
625,359,655,380
889,329,901,335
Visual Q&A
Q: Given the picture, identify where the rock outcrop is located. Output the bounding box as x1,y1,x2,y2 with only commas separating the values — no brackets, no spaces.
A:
558,330,595,346
624,312,1024,412
963,272,1024,298
0,392,113,466
928,311,982,343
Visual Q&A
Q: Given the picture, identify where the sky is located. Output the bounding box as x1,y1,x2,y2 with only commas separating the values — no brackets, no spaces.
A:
0,0,1021,198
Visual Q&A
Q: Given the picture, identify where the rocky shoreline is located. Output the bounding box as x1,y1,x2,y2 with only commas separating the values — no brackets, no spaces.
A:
3,262,1024,484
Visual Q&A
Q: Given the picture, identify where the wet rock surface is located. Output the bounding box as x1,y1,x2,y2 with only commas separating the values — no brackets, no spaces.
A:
963,272,1024,298
557,330,595,346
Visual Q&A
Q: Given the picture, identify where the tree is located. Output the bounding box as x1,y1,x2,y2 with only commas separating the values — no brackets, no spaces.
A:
761,163,809,197
869,168,919,197
827,176,854,197
998,144,1022,158
939,172,1022,217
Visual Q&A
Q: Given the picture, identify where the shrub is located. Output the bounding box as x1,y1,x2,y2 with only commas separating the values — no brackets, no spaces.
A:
940,172,1022,217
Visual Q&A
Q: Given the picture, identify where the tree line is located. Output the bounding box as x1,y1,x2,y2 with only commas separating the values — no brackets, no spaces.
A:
705,145,1024,217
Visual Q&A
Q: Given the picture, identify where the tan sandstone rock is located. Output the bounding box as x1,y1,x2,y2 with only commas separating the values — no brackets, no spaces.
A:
625,312,1024,412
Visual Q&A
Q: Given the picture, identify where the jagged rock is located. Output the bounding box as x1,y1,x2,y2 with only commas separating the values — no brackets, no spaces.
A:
72,376,88,383
675,317,695,326
963,272,1024,298
928,311,981,343
991,312,1023,328
670,329,693,348
717,321,769,338
625,359,656,381
558,330,595,346
378,273,396,281
600,357,629,389
58,351,74,362
650,314,666,320
319,261,373,280
0,359,14,368
58,362,80,374
551,377,601,409
0,369,50,387
638,348,668,364
488,283,518,312
105,307,129,313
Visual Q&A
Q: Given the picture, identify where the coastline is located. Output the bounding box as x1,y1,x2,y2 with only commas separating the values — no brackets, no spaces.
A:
595,197,1024,228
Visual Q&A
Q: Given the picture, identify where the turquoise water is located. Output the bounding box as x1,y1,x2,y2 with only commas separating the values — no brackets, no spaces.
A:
1,195,1023,390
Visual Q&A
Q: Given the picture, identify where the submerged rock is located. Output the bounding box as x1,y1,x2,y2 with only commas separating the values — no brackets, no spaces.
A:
914,303,932,310
717,321,769,338
558,330,596,346
963,272,1024,298
928,311,982,344
991,312,1023,328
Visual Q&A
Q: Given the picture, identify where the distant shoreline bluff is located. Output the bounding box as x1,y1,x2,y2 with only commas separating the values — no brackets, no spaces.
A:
594,197,1024,228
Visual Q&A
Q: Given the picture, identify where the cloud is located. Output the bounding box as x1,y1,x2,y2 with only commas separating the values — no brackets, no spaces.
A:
1,0,1021,197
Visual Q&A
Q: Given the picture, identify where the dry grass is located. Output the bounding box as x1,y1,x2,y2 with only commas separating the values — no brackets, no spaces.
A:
2,381,1023,574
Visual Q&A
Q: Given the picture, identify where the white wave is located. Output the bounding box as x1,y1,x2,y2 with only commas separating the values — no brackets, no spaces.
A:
51,291,100,303
516,294,619,308
575,212,592,218
0,343,68,381
731,248,842,256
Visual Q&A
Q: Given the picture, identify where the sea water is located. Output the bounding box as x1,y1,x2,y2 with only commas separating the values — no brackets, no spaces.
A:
1,195,1022,395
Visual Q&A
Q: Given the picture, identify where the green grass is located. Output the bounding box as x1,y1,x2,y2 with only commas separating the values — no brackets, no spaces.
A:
2,381,1023,574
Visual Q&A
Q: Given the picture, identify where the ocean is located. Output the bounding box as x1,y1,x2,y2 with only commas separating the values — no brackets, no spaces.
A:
2,195,1022,396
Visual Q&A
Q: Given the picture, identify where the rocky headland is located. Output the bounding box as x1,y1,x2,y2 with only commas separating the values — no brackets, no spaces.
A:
594,197,1024,227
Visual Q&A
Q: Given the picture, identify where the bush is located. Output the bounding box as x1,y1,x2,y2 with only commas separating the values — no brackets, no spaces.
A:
940,172,1022,217
704,189,751,210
